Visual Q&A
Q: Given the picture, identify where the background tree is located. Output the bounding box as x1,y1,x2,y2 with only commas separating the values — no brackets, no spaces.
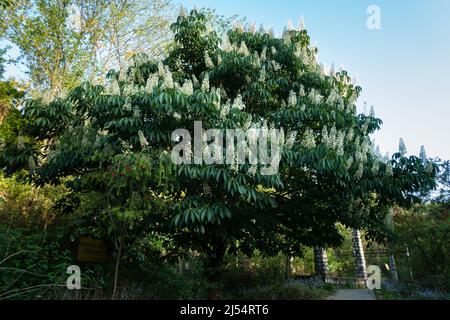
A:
0,0,174,95
393,204,450,291
96,0,173,72
0,47,27,173
0,46,10,79
436,159,450,202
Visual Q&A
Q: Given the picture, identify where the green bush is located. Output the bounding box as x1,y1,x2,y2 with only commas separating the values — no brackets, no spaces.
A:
393,204,450,291
0,174,75,299
0,224,73,299
224,282,333,300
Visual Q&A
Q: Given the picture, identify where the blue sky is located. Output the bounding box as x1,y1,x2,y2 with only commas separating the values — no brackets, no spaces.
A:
177,0,450,160
3,0,450,160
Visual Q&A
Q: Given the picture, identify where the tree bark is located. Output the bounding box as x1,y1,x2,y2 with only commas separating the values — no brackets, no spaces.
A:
112,240,123,300
204,241,227,300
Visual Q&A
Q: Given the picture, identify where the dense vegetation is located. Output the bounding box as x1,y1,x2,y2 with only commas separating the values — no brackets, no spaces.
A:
0,6,448,300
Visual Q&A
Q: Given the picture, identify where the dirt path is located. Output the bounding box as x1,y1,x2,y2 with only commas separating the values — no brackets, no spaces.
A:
327,289,376,300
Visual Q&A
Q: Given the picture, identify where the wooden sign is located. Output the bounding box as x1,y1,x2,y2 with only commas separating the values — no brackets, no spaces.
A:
77,237,107,263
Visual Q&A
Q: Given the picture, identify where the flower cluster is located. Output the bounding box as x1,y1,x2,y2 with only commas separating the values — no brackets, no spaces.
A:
288,91,298,107
205,52,214,68
238,41,250,56
158,61,165,77
145,73,159,93
201,74,210,92
260,47,267,62
180,79,194,96
232,94,246,111
336,131,345,156
399,138,407,156
108,79,121,95
247,164,258,176
220,100,231,119
138,130,149,148
308,88,323,105
355,162,364,180
269,60,282,72
371,159,380,175
301,129,316,149
258,67,267,83
284,131,297,149
221,34,232,52
326,89,340,105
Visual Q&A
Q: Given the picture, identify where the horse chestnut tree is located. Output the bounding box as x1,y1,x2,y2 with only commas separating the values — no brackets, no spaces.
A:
10,9,437,290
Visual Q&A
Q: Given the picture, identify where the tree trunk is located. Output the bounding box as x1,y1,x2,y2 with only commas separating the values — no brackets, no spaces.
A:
112,240,123,300
405,245,414,281
352,229,367,280
313,246,328,281
204,242,227,300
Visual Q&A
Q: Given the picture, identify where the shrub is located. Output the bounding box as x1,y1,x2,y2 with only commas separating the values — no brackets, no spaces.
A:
224,282,333,300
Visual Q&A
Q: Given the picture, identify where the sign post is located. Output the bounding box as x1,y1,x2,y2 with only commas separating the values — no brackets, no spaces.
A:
77,237,107,263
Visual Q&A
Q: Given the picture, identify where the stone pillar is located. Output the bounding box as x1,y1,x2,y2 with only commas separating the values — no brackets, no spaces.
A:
285,255,295,280
388,255,399,282
313,246,329,280
352,229,367,280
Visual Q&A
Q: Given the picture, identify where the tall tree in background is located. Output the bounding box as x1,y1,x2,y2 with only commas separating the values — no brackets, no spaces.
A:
0,46,23,124
0,0,174,95
0,47,27,173
0,47,8,79
96,0,173,72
